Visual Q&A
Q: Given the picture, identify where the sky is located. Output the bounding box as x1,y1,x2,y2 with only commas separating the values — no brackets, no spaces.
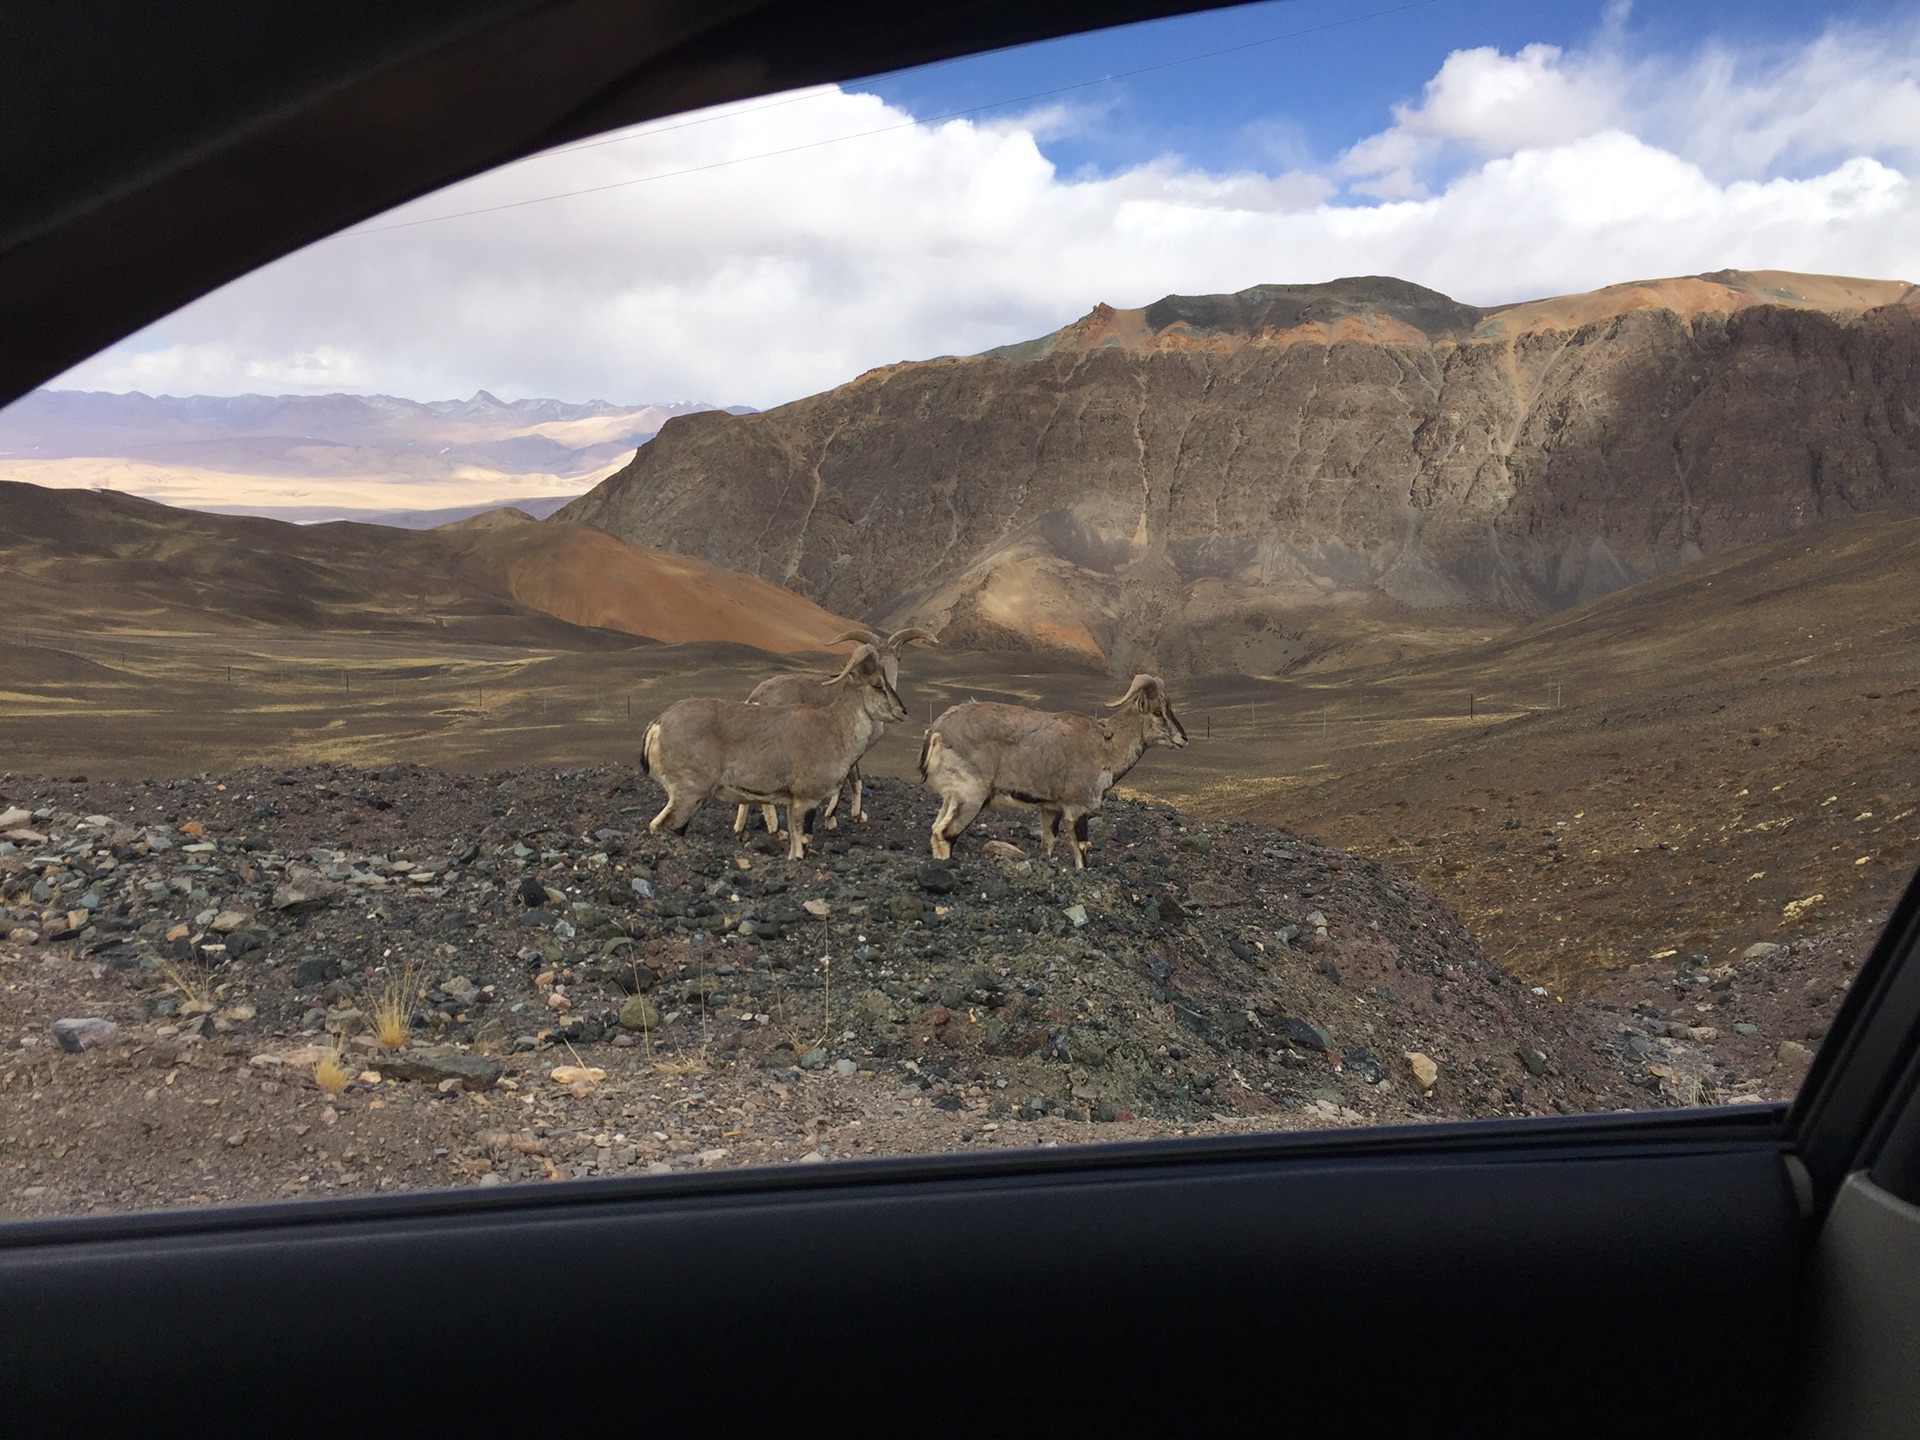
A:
51,0,1920,410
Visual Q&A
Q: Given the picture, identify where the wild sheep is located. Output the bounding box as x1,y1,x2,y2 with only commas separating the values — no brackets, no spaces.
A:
919,674,1188,868
733,626,937,836
642,644,907,860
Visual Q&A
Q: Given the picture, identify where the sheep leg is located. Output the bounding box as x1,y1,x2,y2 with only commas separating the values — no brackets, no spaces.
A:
649,791,699,837
821,787,839,831
929,785,987,859
849,762,866,822
1038,807,1064,858
761,804,780,835
788,799,827,861
1070,812,1092,869
732,804,750,838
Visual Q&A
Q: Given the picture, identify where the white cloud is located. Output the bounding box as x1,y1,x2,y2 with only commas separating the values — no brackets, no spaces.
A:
1341,43,1619,195
53,18,1920,411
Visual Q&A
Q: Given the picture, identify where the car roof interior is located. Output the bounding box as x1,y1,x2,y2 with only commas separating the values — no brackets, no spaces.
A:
4,2,1920,1434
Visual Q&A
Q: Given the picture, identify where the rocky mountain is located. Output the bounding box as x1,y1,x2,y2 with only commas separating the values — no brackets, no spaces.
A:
559,270,1920,675
0,389,754,523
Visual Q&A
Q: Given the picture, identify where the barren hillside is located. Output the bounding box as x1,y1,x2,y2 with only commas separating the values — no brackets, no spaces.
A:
561,269,1920,674
0,481,854,652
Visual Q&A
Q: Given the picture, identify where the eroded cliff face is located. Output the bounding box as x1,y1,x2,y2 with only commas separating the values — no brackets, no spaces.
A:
559,270,1920,674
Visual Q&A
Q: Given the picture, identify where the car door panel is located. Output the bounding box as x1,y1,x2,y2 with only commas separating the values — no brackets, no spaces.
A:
0,1119,1803,1433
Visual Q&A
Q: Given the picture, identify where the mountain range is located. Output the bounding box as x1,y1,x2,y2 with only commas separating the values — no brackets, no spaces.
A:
0,389,754,524
559,268,1920,674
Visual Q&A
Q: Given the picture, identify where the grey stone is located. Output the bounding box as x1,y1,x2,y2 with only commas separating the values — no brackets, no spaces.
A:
916,861,958,895
1342,1047,1385,1084
1284,1017,1332,1053
51,1017,118,1053
833,1058,858,1077
293,955,341,989
1185,880,1236,908
1515,1046,1549,1076
369,1047,503,1091
1066,1034,1109,1068
1743,942,1784,960
272,865,341,912
1733,1022,1760,1036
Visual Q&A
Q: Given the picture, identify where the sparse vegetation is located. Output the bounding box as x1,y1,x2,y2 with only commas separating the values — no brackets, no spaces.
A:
367,958,419,1050
313,1048,351,1094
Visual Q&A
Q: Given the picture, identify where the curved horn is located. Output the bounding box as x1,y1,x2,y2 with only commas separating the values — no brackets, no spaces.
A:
830,628,886,649
823,643,880,684
1105,673,1162,708
886,627,939,650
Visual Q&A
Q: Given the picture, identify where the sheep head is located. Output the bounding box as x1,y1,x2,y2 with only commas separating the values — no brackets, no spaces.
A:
1107,673,1188,749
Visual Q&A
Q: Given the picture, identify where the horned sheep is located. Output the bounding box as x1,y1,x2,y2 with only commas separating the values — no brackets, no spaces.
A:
733,626,936,836
642,644,906,860
918,674,1188,868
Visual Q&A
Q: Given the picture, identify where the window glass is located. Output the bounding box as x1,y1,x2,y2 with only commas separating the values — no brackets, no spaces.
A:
4,0,1915,1215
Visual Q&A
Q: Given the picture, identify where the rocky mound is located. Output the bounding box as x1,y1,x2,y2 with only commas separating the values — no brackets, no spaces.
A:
0,764,1764,1216
559,269,1920,674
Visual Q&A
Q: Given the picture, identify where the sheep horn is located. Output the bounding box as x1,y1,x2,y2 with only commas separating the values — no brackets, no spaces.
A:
1106,674,1162,708
830,628,887,649
886,627,939,649
823,643,880,684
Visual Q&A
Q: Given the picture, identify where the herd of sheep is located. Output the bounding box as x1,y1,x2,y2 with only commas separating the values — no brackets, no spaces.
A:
639,626,1189,868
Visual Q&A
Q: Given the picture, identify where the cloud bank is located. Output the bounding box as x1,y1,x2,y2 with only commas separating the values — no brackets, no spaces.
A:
56,16,1920,409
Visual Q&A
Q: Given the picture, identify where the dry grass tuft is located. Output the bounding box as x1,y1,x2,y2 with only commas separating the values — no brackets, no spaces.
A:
367,956,420,1050
313,1050,351,1094
159,956,213,1008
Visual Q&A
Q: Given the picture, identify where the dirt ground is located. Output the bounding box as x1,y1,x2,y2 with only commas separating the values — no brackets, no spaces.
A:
4,763,1847,1220
3,515,1915,1218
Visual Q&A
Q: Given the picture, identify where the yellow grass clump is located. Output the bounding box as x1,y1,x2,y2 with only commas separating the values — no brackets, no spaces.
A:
367,957,420,1050
313,1051,351,1094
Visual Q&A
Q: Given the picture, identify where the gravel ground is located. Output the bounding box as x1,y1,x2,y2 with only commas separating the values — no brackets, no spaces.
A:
0,764,1838,1218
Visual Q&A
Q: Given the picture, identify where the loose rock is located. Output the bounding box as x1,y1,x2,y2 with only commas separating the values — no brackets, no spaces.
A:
51,1017,118,1053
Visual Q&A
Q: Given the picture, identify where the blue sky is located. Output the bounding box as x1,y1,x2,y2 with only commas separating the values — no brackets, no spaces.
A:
858,0,1912,181
49,0,1920,407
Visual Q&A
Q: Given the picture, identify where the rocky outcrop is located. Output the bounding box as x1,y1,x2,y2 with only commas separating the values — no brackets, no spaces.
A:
559,270,1920,674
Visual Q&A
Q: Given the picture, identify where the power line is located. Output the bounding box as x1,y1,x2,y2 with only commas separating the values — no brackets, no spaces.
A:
349,0,1444,236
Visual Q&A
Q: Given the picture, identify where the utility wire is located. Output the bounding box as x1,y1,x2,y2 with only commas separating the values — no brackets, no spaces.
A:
351,0,1443,235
